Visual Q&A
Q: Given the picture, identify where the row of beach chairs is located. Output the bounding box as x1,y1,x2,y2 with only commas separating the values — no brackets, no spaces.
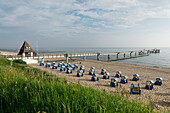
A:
39,62,163,95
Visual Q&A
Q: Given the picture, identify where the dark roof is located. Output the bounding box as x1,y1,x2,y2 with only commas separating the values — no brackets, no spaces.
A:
18,41,36,55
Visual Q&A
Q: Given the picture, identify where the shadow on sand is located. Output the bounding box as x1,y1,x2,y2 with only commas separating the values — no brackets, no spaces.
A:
155,93,170,96
95,84,111,87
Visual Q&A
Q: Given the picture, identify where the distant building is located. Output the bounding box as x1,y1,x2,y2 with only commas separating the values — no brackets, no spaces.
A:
18,41,37,57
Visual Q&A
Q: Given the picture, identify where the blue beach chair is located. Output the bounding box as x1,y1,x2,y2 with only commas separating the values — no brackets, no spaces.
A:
110,78,118,87
120,76,128,84
132,74,139,81
115,71,122,78
145,80,154,90
103,72,110,80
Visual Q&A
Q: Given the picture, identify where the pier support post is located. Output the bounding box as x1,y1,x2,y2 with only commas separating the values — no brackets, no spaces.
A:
38,56,39,63
117,53,119,59
108,54,110,61
97,53,100,61
130,51,133,57
65,54,69,63
83,56,86,60
124,53,126,58
135,52,137,56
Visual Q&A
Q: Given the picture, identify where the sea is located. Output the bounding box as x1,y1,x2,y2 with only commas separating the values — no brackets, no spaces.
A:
1,47,170,69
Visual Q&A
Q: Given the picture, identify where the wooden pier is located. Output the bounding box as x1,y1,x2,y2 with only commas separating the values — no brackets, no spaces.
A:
3,49,160,63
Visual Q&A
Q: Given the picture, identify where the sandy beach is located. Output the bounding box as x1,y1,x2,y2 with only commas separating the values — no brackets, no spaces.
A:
30,58,170,111
0,51,17,56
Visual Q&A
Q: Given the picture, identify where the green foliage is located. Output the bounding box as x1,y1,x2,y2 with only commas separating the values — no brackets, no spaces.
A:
0,57,11,65
13,59,27,64
0,58,158,113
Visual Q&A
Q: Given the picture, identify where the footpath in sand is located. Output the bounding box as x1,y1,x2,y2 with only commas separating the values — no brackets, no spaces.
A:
30,59,170,111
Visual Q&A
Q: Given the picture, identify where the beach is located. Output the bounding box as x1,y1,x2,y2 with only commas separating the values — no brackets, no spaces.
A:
30,58,170,111
0,51,17,56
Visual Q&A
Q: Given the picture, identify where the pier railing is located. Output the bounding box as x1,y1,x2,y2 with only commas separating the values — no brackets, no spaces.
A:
1,49,160,63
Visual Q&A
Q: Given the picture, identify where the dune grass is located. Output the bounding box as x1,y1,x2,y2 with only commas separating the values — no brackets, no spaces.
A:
0,58,157,113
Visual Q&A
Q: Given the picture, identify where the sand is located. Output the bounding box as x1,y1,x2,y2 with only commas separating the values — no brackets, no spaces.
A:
0,51,17,56
30,58,170,111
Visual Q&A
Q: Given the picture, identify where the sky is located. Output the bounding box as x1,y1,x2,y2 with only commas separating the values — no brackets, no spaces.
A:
0,0,170,49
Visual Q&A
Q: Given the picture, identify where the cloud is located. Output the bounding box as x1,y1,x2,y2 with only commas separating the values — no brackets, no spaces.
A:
0,0,170,39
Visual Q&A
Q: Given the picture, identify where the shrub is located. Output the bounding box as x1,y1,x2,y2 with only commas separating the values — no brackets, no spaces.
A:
13,59,26,64
0,57,11,65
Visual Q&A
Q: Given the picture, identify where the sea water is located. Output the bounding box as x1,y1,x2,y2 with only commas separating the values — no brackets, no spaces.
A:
1,47,169,69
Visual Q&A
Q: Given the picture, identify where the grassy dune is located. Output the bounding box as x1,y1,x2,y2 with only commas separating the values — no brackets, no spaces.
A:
0,58,157,113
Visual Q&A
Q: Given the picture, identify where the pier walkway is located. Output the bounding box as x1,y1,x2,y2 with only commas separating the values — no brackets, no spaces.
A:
1,49,160,63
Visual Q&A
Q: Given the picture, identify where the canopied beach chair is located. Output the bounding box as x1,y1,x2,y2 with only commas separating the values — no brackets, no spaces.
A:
91,73,99,82
80,65,85,73
40,62,44,66
66,67,72,74
77,70,83,77
45,63,50,68
71,65,75,70
51,62,55,66
145,80,154,90
103,72,110,80
101,69,107,75
89,69,95,75
115,71,122,78
74,64,78,69
120,76,128,84
155,77,162,85
130,84,141,95
52,65,57,69
58,63,62,67
132,74,139,81
67,63,71,67
60,66,66,72
110,78,118,87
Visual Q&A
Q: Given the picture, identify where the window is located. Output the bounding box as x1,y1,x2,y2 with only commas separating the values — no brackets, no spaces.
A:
26,47,28,50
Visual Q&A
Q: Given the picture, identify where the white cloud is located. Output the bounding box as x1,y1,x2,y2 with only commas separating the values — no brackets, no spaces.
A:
0,0,170,38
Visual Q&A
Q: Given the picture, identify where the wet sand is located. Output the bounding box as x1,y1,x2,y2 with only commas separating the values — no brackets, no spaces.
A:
30,59,170,111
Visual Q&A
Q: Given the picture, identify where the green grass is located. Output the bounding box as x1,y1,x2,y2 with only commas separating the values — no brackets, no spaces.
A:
0,58,158,113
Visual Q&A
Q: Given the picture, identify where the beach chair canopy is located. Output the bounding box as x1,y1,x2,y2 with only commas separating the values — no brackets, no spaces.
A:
54,65,57,67
94,73,98,76
133,74,139,77
47,63,50,65
90,69,95,72
68,67,72,70
91,67,95,69
147,80,154,84
106,72,110,75
78,70,83,73
132,84,140,88
122,76,128,79
116,71,121,74
112,78,118,81
156,77,162,80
